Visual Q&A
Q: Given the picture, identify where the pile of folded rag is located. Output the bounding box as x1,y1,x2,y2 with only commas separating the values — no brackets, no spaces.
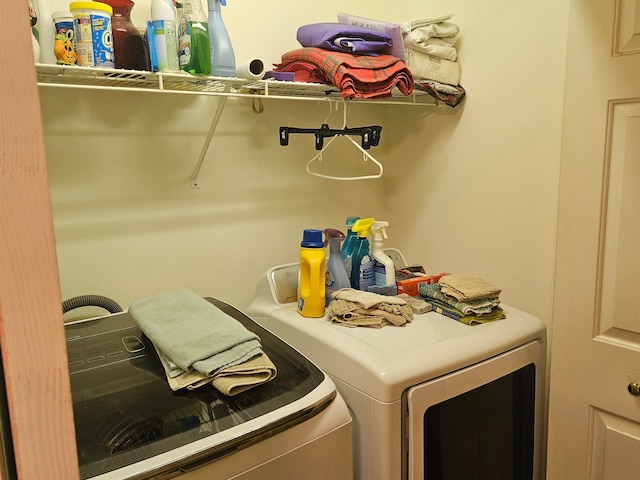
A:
272,22,413,100
327,288,414,328
128,288,277,396
419,273,505,325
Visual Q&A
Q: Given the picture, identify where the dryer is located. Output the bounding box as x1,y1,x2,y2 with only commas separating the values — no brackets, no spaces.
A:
246,263,547,480
66,296,353,480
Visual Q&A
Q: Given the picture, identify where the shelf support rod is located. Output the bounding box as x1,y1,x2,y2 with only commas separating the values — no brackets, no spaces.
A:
190,83,231,188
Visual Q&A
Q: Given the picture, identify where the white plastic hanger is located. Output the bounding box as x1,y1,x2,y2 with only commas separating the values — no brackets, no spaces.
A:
305,100,384,181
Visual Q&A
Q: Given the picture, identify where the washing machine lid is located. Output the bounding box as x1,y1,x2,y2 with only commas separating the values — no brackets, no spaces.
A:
66,297,336,480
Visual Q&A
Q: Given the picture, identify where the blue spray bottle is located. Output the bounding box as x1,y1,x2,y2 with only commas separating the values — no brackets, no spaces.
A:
324,229,351,305
340,216,360,278
350,218,375,291
207,0,235,77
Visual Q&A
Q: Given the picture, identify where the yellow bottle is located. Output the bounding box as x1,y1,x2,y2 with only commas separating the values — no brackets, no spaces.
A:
297,229,326,318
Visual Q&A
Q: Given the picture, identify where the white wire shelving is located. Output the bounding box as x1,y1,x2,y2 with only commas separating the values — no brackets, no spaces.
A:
35,63,439,186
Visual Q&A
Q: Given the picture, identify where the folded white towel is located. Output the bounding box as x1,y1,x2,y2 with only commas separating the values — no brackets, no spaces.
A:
401,15,460,61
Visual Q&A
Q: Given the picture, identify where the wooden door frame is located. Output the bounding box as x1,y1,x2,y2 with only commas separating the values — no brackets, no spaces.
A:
0,7,79,480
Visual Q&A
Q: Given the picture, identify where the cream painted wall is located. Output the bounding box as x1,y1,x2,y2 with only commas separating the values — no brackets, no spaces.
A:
39,0,569,330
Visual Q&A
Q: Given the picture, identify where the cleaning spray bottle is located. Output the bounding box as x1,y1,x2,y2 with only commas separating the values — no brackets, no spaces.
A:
207,0,235,76
297,229,326,318
371,220,396,287
324,229,351,306
177,0,211,75
350,218,375,291
340,216,359,278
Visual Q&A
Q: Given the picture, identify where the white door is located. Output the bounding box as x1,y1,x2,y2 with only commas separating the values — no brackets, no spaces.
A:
547,0,640,478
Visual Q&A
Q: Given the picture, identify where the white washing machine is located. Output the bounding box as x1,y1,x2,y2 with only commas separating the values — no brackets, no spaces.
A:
246,263,548,480
67,297,353,480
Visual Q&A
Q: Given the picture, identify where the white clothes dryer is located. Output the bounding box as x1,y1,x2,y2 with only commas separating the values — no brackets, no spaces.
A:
247,263,547,480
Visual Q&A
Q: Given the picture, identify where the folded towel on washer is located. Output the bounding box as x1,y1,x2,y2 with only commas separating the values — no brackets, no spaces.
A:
165,352,277,395
419,283,499,315
328,289,413,327
426,297,506,325
129,289,276,394
438,273,501,301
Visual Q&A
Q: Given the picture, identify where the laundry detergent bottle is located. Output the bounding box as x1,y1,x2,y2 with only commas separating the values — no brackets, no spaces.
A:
340,216,360,278
324,229,351,306
297,229,326,318
371,220,396,287
350,218,375,291
207,0,235,76
151,0,179,71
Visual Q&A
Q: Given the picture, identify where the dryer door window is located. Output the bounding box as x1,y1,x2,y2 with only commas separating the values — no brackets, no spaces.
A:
404,341,542,480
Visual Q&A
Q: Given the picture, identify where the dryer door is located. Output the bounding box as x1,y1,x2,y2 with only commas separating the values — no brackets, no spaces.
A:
403,341,544,480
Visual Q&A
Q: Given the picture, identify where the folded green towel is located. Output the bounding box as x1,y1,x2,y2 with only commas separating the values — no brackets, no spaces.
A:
129,289,262,376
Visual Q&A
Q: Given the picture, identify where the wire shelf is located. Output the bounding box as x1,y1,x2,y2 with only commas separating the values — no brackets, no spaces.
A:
35,63,438,105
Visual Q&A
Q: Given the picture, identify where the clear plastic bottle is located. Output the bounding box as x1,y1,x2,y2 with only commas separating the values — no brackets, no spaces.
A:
177,0,211,75
151,0,179,71
207,0,235,77
324,229,351,306
297,229,326,318
371,220,396,287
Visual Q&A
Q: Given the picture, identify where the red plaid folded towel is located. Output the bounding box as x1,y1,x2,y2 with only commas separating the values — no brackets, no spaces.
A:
274,47,414,99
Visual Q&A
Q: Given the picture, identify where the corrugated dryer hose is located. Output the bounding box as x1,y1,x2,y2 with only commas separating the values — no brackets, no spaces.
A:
62,295,123,314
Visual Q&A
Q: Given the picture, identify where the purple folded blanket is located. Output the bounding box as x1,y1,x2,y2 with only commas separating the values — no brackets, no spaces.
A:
297,22,392,55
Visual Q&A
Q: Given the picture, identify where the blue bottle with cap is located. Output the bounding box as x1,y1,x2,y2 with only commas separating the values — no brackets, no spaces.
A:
350,218,375,290
341,216,360,278
297,229,326,318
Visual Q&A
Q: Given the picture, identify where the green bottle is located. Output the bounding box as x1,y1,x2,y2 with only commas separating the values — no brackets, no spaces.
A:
177,0,211,75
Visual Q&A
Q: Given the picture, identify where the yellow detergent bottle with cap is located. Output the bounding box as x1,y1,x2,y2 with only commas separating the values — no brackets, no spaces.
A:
371,220,396,287
297,229,326,318
350,218,375,290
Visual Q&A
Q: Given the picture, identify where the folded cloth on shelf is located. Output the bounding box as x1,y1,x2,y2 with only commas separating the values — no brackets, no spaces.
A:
129,289,276,394
438,273,502,301
297,23,392,55
327,288,413,328
414,80,465,107
274,47,414,99
401,15,460,61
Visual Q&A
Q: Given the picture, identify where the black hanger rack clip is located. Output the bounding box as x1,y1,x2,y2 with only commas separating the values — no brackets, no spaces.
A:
279,124,382,150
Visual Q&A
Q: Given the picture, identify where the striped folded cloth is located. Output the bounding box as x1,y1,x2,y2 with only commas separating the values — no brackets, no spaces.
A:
274,47,414,99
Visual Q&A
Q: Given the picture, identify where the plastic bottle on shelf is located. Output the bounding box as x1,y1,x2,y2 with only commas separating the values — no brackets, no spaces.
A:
371,220,396,287
207,0,235,77
350,218,375,291
151,0,179,71
103,0,149,70
177,0,211,75
31,0,56,64
297,229,326,318
340,216,360,278
324,229,351,306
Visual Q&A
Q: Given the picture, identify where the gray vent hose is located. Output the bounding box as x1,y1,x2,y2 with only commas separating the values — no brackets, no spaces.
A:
62,295,123,314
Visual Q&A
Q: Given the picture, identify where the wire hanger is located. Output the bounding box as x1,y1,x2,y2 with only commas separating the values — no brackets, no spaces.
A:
282,99,384,181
